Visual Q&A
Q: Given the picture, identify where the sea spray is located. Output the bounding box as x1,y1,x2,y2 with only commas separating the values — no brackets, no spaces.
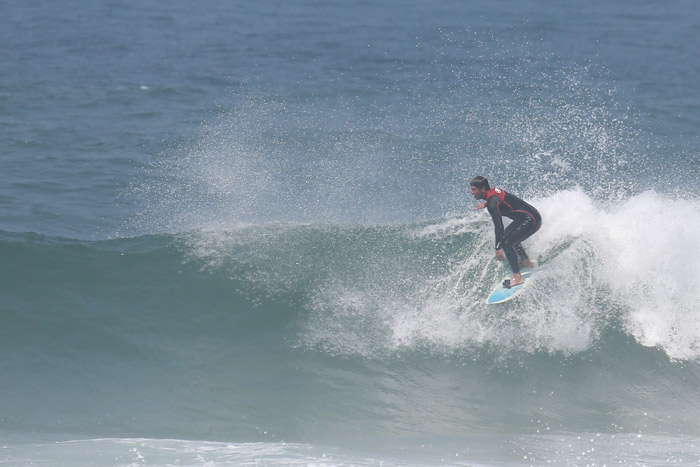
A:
290,189,700,360
124,33,656,241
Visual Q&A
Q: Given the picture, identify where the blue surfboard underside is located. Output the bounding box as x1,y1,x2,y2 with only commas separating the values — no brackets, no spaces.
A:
486,270,533,305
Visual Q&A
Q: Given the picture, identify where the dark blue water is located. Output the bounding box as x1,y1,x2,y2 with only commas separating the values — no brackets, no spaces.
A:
2,0,700,464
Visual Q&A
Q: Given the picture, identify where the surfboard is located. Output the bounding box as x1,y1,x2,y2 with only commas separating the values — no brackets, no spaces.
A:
486,268,535,305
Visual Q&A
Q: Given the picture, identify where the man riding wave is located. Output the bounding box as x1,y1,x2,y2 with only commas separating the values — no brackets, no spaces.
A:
470,176,542,288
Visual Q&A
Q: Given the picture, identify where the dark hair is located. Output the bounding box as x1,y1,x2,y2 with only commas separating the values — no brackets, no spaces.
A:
470,176,490,190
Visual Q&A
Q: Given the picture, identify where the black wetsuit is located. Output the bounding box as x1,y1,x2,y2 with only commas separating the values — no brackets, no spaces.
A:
485,188,542,274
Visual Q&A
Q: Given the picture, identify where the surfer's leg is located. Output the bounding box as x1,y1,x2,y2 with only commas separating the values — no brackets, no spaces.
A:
502,243,521,272
503,246,525,286
515,244,535,268
498,242,524,288
515,243,528,260
502,219,536,285
501,223,522,274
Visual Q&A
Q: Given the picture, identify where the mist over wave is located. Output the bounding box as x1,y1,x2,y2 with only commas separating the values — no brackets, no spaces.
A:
121,33,687,240
117,42,700,359
159,188,700,361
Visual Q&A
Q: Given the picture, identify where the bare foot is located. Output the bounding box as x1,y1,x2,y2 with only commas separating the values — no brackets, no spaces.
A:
509,273,524,287
520,259,535,268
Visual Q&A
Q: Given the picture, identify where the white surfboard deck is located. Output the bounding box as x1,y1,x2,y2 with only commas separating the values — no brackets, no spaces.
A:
486,265,536,305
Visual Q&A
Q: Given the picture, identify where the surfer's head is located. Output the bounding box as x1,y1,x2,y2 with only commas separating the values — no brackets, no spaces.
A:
470,176,490,200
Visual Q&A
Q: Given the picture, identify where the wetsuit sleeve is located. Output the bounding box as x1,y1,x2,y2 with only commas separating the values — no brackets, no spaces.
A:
486,196,504,249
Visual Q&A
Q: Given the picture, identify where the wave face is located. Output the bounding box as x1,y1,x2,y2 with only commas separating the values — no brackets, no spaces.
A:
3,188,700,454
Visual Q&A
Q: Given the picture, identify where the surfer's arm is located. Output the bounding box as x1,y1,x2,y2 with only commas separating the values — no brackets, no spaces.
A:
486,197,504,250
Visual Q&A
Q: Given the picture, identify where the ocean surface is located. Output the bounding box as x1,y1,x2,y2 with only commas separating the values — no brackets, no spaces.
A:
3,0,700,465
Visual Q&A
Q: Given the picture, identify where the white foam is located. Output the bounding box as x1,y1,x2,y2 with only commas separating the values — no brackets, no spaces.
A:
590,191,700,359
303,189,700,360
0,438,391,466
412,213,487,239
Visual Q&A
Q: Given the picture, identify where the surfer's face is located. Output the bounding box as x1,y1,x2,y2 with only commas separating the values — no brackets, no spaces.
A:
470,185,487,200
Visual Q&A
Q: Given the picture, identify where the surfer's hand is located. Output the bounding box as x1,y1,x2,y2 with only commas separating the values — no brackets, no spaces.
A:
495,249,505,262
476,202,487,210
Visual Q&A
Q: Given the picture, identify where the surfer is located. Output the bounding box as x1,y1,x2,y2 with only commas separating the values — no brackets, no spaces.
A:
470,176,541,288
